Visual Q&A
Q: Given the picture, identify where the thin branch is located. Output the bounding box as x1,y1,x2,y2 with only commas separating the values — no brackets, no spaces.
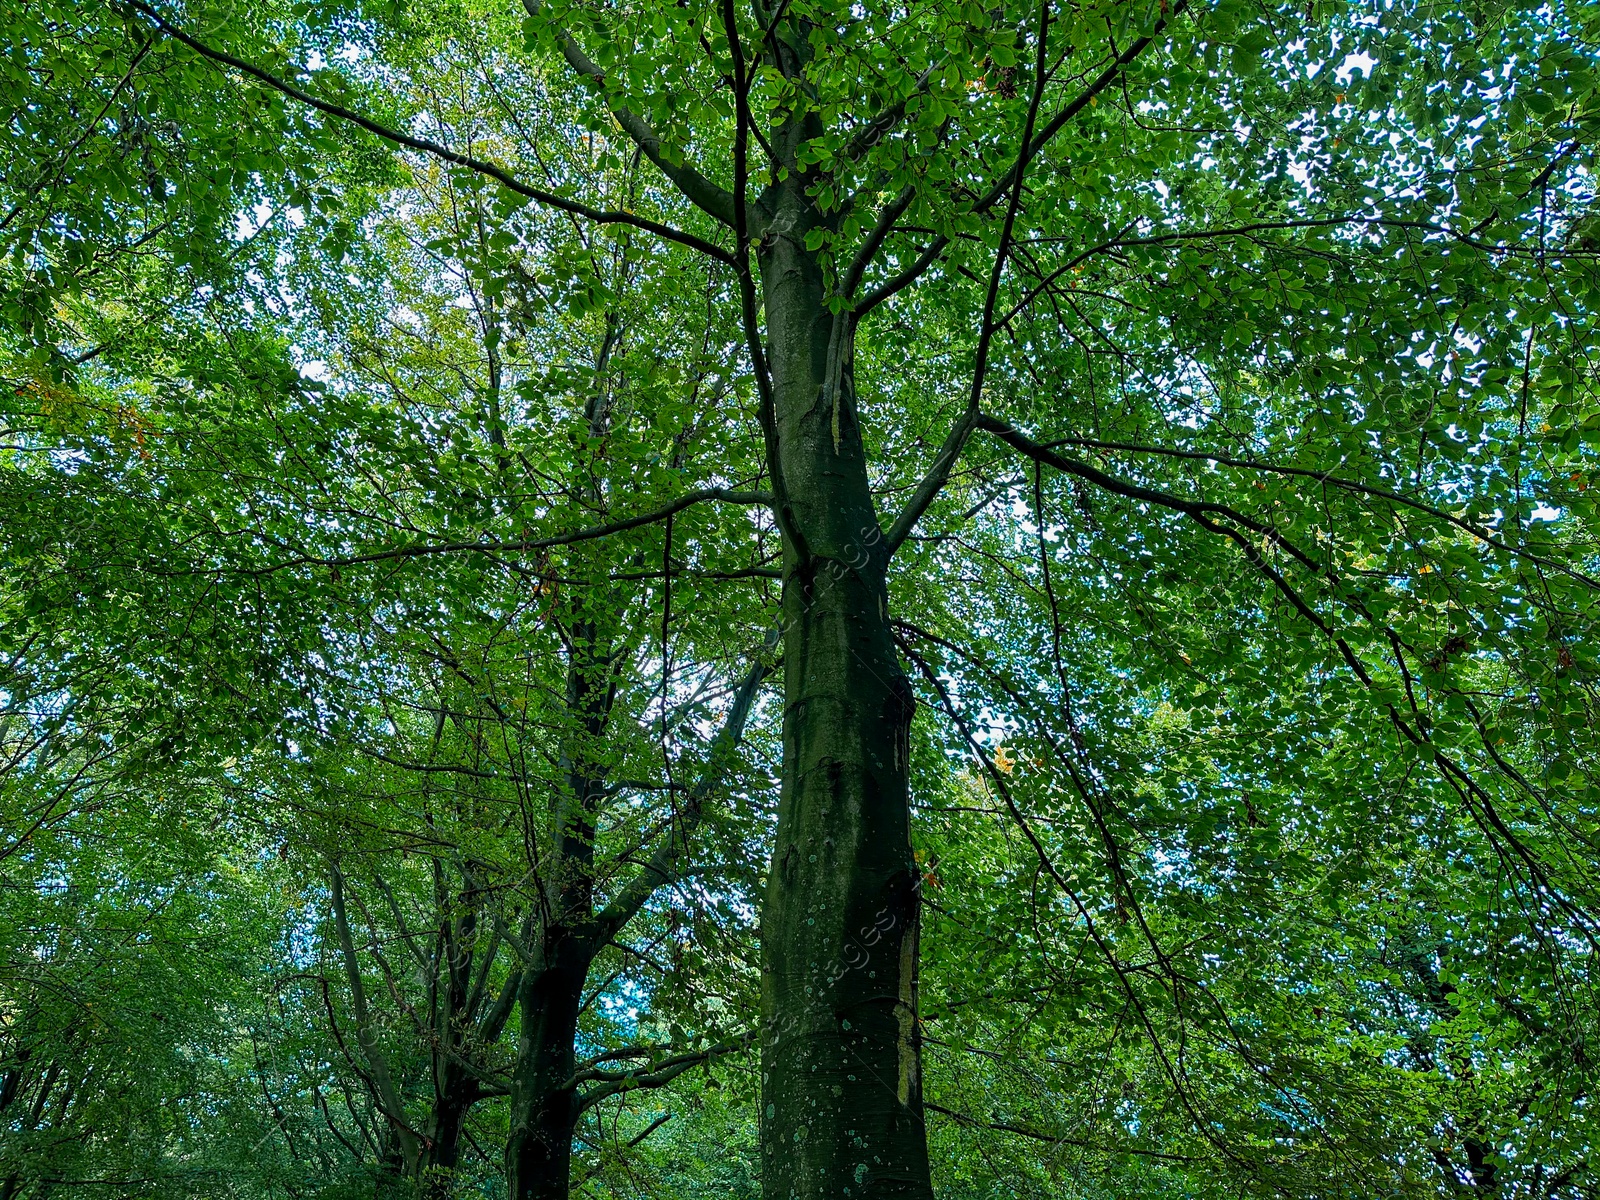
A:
627,1111,674,1147
883,0,1050,556
262,488,769,572
855,239,947,316
840,62,941,163
858,0,1190,314
585,638,774,947
997,215,1518,331
124,0,734,263
989,0,1191,213
983,419,1600,941
976,415,1302,553
924,1102,1203,1162
573,1030,756,1111
326,865,421,1162
1040,434,1600,590
721,0,805,563
0,37,155,236
841,183,917,298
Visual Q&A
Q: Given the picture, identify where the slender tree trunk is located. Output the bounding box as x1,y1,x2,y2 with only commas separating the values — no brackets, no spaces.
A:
506,624,610,1200
504,943,587,1200
0,1050,24,1200
373,1132,407,1199
757,187,933,1200
416,1075,474,1199
416,882,486,1200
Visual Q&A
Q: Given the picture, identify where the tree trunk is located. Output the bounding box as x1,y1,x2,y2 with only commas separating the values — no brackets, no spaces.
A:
506,626,609,1200
372,1132,407,1199
757,188,933,1200
415,877,489,1200
504,942,587,1200
415,1077,473,1199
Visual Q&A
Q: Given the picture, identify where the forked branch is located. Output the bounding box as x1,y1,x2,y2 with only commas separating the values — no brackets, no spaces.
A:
585,636,775,947
856,0,1191,314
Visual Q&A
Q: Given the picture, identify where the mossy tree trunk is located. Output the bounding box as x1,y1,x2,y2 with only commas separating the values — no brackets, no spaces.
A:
756,178,933,1200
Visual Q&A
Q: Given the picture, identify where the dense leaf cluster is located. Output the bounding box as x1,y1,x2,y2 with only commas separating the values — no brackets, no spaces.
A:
3,0,1597,1197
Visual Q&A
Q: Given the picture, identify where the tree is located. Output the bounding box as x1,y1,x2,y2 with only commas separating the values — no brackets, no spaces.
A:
4,0,1599,1197
5,93,781,1197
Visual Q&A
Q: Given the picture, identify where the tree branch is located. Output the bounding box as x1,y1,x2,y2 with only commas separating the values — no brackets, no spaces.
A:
981,419,1600,943
124,0,734,263
585,634,774,947
522,0,739,228
987,1,1190,213
261,488,769,573
627,1111,675,1146
996,215,1519,332
572,1030,756,1111
841,184,917,298
719,0,805,564
1037,433,1600,590
839,62,941,163
0,37,155,237
976,415,1309,555
855,239,948,316
882,0,1051,555
857,0,1189,313
326,865,420,1162
923,1101,1202,1162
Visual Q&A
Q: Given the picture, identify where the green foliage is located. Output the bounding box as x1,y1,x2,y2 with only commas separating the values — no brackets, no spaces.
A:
3,0,1598,1196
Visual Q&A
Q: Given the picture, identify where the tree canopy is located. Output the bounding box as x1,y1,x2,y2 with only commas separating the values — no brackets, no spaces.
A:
3,0,1598,1197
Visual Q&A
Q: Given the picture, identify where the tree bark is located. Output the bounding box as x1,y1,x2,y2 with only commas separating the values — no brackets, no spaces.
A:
415,1068,474,1199
757,184,933,1200
504,942,588,1200
506,622,610,1200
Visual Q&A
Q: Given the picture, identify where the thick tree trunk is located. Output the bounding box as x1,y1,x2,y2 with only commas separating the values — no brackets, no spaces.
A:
504,945,587,1200
757,192,933,1200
